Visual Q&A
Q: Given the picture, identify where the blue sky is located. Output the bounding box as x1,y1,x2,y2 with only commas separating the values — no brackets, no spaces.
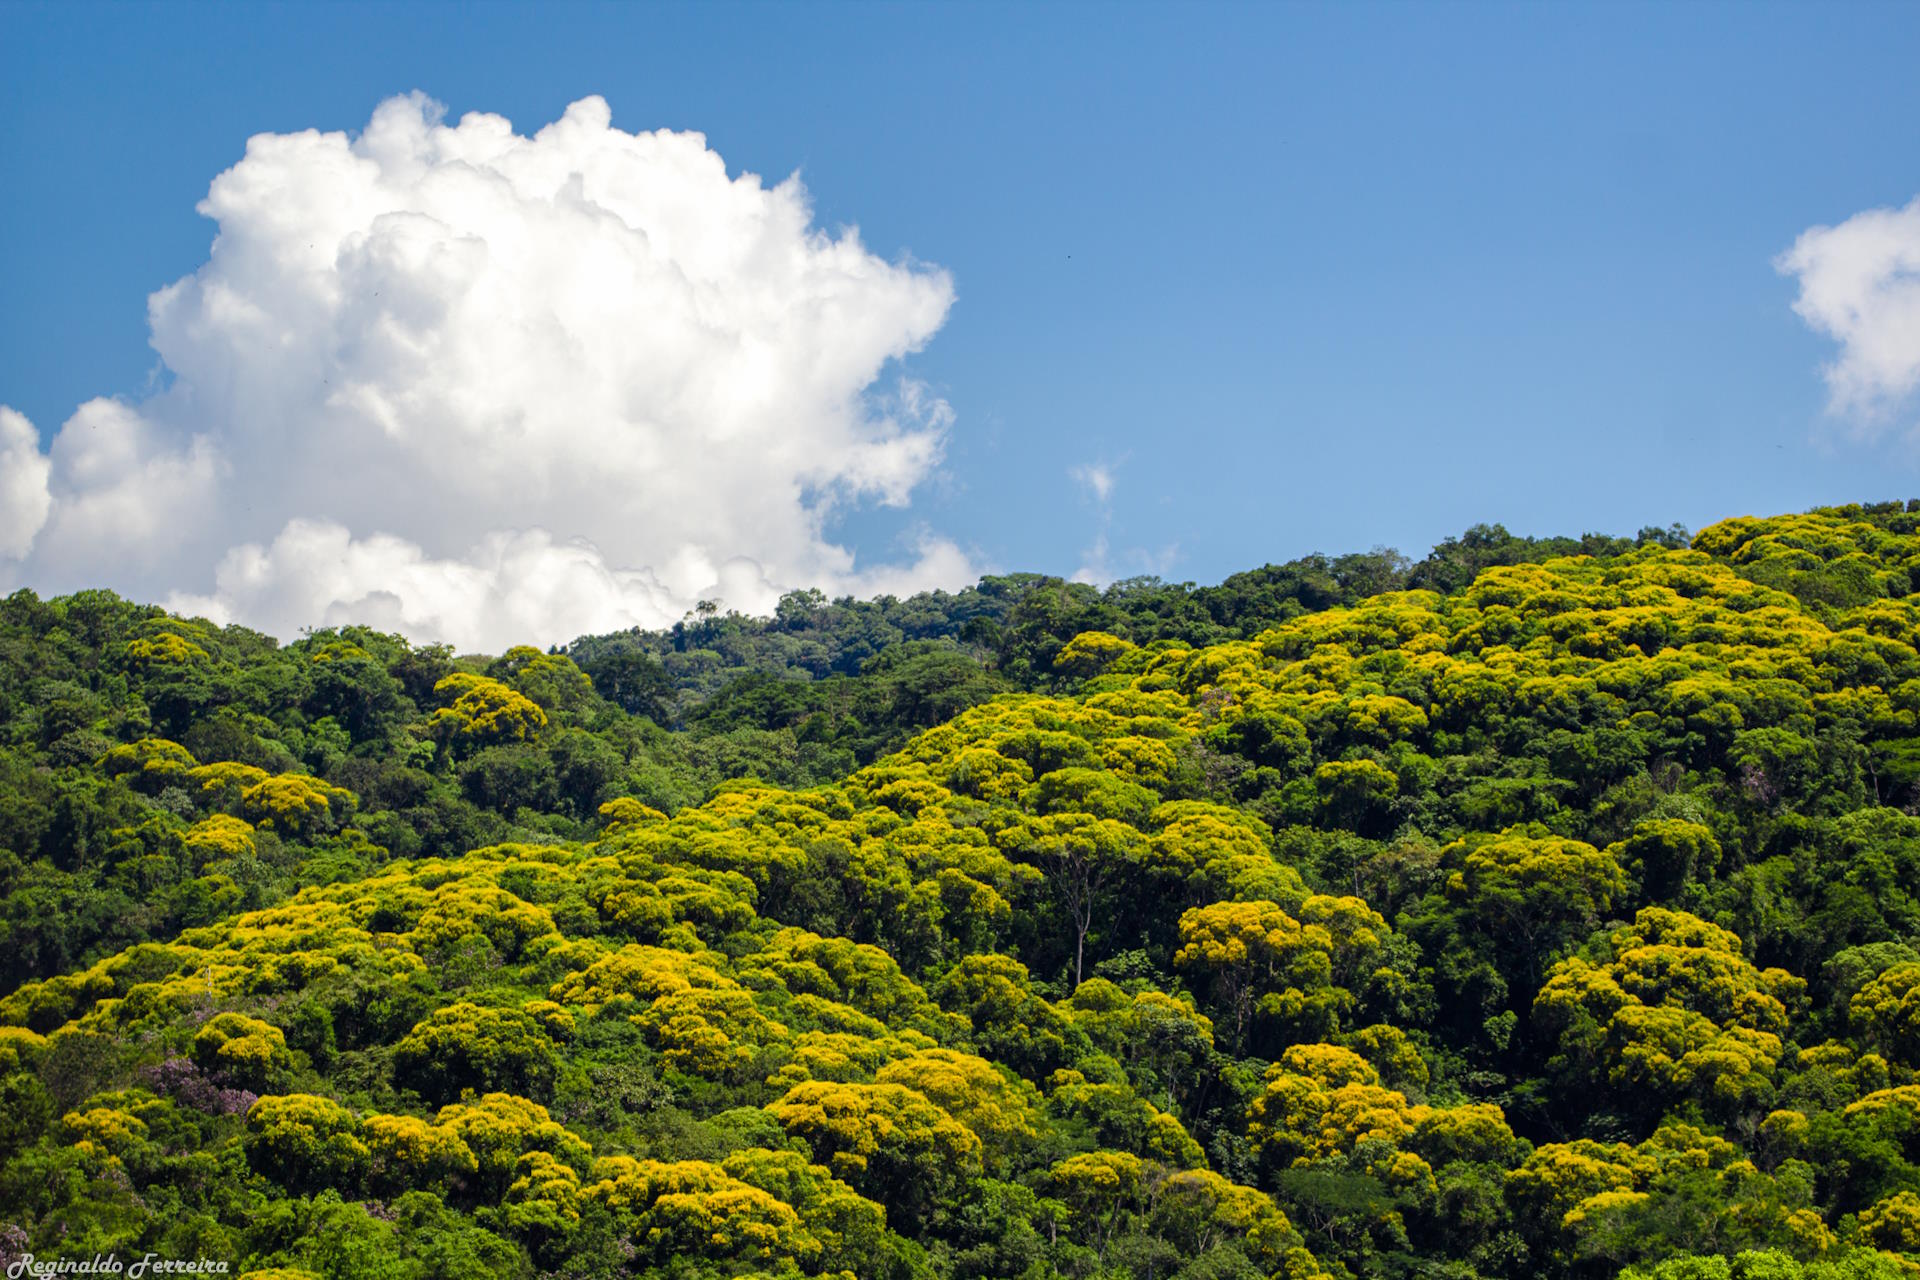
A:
3,1,1919,644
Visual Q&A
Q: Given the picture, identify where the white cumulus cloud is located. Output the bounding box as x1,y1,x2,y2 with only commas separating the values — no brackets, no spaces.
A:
0,407,54,559
1778,194,1920,435
1,92,976,649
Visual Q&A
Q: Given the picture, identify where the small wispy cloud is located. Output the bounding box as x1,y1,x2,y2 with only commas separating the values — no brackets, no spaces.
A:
1068,457,1120,583
1065,455,1175,585
1070,461,1117,503
1071,533,1111,587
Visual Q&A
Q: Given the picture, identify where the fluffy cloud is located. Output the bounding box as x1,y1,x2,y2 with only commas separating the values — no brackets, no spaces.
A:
0,408,53,559
1777,194,1920,434
0,93,975,649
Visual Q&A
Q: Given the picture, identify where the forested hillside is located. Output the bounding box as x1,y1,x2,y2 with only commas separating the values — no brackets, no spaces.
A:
7,503,1920,1279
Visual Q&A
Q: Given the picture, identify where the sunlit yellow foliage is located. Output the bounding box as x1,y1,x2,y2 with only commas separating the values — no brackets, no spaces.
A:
1153,1167,1307,1264
245,1093,370,1190
1536,908,1800,1113
1056,631,1136,678
872,1047,1041,1166
435,1092,590,1187
33,517,1920,1279
430,671,548,744
63,1102,150,1155
584,1156,819,1263
407,881,558,961
0,1026,48,1073
548,943,733,1009
1048,1147,1146,1213
716,1147,889,1271
637,984,789,1076
126,631,208,664
504,1149,583,1233
598,796,668,829
1146,801,1305,906
99,737,198,785
770,1028,932,1086
766,1080,983,1186
1246,1044,1428,1167
1443,826,1627,944
1175,895,1388,1047
1842,1084,1920,1127
1507,1138,1653,1231
737,927,952,1036
392,1002,562,1102
1312,758,1399,824
1512,1121,1829,1256
241,772,355,830
1852,964,1920,1065
363,1112,480,1189
1694,508,1920,605
1410,1101,1523,1166
1859,1190,1920,1252
182,813,257,861
191,1011,291,1087
586,854,759,944
1760,1107,1811,1154
188,761,271,796
1613,818,1722,896
942,745,1035,801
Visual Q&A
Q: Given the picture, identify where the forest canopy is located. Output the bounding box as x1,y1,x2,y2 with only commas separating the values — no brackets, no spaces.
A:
6,502,1920,1279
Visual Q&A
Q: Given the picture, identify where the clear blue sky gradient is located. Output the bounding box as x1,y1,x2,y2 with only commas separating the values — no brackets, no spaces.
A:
4,0,1919,589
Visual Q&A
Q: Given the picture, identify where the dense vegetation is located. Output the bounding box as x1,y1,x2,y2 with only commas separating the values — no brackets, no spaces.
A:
6,503,1920,1279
